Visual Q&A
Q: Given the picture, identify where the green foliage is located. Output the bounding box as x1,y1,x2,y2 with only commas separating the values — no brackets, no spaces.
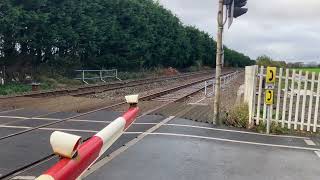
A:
255,121,290,134
117,68,162,80
255,122,266,133
224,104,249,128
38,75,81,89
256,55,286,68
224,47,255,67
0,0,254,78
295,68,320,73
0,83,31,95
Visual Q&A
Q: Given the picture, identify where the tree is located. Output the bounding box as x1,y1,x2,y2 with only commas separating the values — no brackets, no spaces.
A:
256,55,286,67
0,0,254,79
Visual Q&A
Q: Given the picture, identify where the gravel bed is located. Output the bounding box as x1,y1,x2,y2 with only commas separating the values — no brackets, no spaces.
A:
182,73,245,112
0,74,212,113
0,96,121,113
87,75,212,101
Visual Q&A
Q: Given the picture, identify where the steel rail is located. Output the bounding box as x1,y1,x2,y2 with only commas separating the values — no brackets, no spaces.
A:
0,70,235,180
0,71,214,99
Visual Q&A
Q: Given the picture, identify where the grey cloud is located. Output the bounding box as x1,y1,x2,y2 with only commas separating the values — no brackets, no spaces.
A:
158,0,320,63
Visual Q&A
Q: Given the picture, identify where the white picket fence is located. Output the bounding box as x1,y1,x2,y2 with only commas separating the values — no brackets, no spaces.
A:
245,65,320,132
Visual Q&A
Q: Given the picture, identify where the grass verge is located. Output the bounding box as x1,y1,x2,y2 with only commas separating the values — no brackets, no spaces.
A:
223,103,320,137
0,83,31,95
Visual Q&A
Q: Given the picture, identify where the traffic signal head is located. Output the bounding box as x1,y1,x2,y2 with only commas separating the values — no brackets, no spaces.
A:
233,0,248,18
234,0,247,8
233,7,248,18
224,0,248,28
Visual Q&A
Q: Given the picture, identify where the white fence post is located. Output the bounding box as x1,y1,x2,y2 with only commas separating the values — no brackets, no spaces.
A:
275,68,283,124
294,70,302,130
245,66,257,125
255,66,264,125
313,73,320,132
281,69,290,128
204,81,207,96
288,70,296,129
307,72,316,131
300,71,309,130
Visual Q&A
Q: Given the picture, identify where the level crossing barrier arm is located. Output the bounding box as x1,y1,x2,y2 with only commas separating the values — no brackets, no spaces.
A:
36,95,139,180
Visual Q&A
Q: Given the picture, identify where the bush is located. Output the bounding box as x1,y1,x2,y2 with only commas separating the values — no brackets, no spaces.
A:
271,122,290,134
255,121,290,134
37,76,59,90
256,122,266,133
224,104,249,128
0,83,31,95
117,68,163,80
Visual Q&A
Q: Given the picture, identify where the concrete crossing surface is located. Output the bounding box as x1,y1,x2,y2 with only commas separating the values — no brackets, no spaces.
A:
0,108,319,179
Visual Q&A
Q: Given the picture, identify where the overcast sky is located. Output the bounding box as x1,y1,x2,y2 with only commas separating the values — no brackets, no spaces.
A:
158,0,320,63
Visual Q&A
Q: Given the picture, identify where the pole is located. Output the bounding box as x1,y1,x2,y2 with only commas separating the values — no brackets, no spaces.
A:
266,105,271,134
205,81,207,96
213,0,224,125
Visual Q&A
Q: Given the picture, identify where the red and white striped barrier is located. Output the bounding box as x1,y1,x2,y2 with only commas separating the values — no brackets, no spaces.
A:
36,95,139,180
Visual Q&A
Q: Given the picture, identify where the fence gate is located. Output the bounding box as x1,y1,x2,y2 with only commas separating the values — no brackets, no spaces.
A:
245,66,320,132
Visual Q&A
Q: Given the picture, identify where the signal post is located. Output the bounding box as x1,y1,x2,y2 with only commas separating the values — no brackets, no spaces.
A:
214,0,248,124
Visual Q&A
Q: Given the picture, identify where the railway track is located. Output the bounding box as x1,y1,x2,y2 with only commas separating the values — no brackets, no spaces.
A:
0,70,214,99
0,70,235,180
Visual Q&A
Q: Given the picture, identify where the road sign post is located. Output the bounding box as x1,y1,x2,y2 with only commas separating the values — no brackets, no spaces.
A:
265,89,274,134
265,67,276,134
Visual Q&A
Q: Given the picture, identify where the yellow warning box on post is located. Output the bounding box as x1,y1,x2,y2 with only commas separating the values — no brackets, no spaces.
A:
265,90,274,105
266,67,277,84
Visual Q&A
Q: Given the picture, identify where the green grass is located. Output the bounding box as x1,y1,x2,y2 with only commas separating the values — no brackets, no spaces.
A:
0,83,31,95
294,67,320,73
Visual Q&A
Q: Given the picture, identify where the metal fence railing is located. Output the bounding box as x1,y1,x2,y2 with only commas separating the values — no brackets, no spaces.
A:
204,71,241,97
75,69,122,84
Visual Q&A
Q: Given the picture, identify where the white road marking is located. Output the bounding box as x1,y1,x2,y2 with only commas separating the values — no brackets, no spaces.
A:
0,124,143,134
0,115,29,119
148,133,320,151
83,116,176,178
314,151,320,158
187,103,208,106
304,139,316,146
165,124,309,139
0,119,309,140
0,115,158,125
12,176,36,180
0,124,99,133
0,108,25,114
34,118,158,125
